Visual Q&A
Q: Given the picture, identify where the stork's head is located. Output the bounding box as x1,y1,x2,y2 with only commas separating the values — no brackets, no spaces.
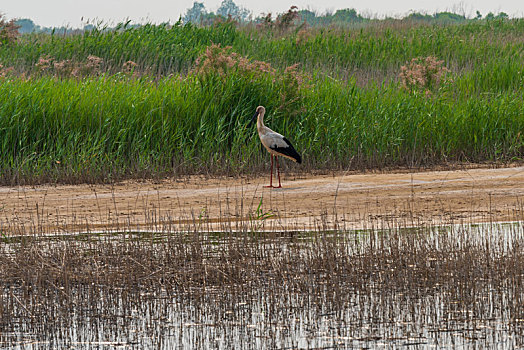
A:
256,106,265,115
250,105,266,126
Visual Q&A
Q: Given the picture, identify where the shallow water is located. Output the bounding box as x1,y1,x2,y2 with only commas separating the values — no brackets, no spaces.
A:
1,223,523,349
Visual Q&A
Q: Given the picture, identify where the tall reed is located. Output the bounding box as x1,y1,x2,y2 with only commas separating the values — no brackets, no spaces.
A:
0,19,523,183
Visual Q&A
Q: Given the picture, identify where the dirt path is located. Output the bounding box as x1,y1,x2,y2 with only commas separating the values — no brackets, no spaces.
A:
1,166,524,234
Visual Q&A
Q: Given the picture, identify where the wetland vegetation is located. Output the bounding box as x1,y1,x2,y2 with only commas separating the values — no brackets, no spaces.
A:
1,220,523,348
0,12,523,184
1,7,524,348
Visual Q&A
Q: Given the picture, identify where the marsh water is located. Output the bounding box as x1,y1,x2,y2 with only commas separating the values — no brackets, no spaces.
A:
1,223,523,349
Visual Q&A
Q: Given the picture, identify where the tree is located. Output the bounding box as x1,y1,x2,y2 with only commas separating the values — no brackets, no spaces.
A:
333,9,364,23
298,9,316,25
216,0,250,21
433,12,466,22
184,2,207,24
406,12,432,21
15,18,36,33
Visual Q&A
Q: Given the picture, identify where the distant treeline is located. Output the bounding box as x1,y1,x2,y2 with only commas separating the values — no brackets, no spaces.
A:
14,18,95,34
10,1,512,34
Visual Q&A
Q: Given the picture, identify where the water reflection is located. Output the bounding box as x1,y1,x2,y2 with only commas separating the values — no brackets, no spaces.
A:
1,223,523,349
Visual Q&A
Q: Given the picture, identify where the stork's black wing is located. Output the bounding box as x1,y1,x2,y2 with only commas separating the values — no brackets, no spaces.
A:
270,137,302,164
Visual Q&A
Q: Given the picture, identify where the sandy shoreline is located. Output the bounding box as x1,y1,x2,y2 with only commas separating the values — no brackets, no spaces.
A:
1,166,524,234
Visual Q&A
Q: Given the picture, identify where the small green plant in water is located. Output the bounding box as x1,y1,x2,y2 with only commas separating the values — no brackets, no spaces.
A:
1,231,10,244
249,197,275,230
195,206,209,231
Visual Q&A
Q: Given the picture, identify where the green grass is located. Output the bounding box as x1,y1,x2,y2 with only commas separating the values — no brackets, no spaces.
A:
0,19,523,184
0,72,522,184
3,19,524,78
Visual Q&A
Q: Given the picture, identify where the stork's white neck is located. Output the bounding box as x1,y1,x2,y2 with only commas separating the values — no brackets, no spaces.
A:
257,111,266,132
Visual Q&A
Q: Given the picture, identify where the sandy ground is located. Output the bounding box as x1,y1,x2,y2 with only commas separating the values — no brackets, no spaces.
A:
1,166,524,234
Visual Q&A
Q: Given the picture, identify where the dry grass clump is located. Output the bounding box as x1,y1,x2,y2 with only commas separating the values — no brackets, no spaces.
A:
193,43,274,77
277,63,306,116
295,28,313,46
34,55,53,71
52,59,77,77
276,5,300,31
0,64,14,78
256,6,300,32
32,55,147,79
195,43,307,102
34,54,105,77
83,54,104,74
122,60,138,75
193,43,307,116
0,14,19,47
399,56,450,94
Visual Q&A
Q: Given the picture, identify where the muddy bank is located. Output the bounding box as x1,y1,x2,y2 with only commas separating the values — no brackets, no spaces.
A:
1,166,524,234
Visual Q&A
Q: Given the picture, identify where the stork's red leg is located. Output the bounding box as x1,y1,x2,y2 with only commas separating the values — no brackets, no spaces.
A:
275,156,282,188
264,155,274,188
270,155,273,187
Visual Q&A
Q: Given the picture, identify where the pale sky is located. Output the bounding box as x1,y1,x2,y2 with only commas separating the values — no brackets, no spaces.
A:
2,0,523,28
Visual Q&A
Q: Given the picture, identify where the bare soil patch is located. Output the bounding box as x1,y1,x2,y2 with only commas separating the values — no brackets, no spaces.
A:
2,166,524,234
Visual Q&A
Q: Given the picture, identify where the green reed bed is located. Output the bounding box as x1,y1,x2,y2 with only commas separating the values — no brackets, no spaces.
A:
1,22,241,75
0,67,522,184
2,19,524,79
0,20,523,183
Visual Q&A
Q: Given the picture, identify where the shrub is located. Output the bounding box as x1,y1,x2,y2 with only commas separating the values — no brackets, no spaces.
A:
193,43,274,77
35,54,105,77
193,44,307,116
399,56,450,94
276,6,299,31
0,14,19,46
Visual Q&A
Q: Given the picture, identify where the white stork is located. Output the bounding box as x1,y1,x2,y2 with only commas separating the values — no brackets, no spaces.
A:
250,106,302,188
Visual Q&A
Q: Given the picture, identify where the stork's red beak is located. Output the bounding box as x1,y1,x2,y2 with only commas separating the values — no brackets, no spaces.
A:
249,111,258,127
